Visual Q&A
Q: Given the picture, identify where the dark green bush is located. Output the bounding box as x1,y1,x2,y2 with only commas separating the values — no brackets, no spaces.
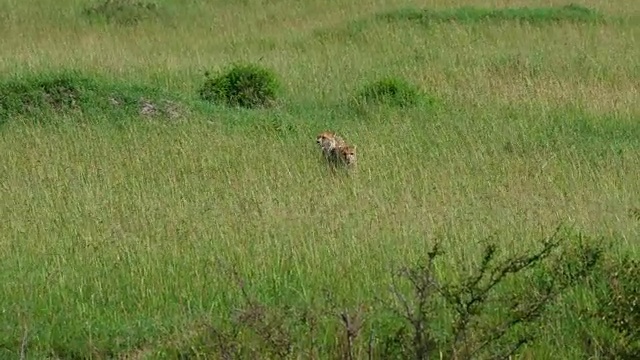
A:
83,0,160,26
199,64,281,109
357,77,422,107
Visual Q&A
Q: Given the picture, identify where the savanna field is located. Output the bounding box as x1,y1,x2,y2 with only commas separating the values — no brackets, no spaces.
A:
0,0,639,358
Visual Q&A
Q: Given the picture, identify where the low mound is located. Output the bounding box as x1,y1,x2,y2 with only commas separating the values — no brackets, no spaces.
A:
0,71,185,124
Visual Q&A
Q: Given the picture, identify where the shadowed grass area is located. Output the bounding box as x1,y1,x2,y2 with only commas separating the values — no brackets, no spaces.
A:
82,0,163,26
377,4,605,26
312,4,610,46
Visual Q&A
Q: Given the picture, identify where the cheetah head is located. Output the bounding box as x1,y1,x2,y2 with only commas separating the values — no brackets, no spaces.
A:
340,145,357,165
316,131,337,149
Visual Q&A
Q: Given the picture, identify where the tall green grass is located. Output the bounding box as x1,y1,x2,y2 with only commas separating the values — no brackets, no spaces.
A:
0,0,639,358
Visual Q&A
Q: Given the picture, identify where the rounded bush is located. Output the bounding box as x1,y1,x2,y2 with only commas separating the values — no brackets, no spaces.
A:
357,77,421,107
199,64,281,109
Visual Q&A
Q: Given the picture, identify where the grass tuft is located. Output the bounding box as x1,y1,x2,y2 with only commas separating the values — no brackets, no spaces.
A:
356,77,427,108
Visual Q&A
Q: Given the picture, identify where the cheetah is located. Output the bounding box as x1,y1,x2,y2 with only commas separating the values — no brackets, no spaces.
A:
315,130,356,169
316,131,346,162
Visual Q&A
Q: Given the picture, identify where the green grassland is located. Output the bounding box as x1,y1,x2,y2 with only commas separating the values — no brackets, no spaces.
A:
0,0,639,358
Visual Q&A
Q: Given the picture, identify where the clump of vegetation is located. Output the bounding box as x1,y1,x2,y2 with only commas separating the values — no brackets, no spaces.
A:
372,228,600,359
0,71,184,124
83,0,161,26
357,77,423,107
199,64,281,109
378,4,604,26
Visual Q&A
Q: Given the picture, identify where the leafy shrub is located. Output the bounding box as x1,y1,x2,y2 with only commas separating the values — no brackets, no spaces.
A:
374,228,601,360
199,64,281,109
83,0,160,26
357,77,422,107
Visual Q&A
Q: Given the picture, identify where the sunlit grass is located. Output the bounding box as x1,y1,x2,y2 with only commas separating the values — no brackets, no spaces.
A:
0,0,638,358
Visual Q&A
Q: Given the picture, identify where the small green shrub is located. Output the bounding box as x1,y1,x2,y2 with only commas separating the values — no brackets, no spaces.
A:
83,0,160,26
357,77,422,107
199,64,281,109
